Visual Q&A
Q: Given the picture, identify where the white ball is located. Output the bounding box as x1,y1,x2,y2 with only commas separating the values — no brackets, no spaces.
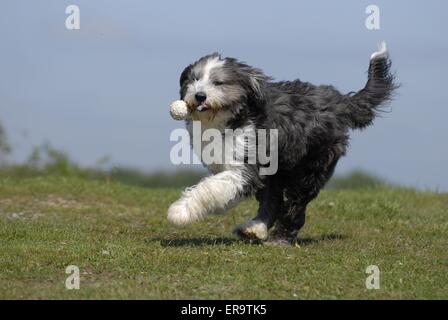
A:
169,100,190,120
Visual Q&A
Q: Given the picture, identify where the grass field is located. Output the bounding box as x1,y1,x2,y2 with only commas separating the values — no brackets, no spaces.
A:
0,175,447,299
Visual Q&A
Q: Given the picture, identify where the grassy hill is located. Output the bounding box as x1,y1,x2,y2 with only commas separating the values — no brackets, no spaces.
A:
0,175,447,299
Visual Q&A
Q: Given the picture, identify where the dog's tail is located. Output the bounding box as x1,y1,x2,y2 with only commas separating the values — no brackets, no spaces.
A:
344,42,397,129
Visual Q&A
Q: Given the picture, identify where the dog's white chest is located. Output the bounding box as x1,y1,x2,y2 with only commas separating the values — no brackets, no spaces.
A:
187,116,255,174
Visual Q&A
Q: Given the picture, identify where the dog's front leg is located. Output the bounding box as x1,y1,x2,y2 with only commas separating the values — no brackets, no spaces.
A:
167,169,247,225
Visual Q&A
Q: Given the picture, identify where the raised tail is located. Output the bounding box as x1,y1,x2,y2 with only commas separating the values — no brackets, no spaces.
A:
345,42,397,129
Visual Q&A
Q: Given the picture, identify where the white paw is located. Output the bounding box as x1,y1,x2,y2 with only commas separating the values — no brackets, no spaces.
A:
167,200,194,225
233,219,268,240
370,41,388,60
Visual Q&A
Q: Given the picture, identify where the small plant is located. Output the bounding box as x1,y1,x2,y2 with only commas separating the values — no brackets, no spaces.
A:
0,122,12,157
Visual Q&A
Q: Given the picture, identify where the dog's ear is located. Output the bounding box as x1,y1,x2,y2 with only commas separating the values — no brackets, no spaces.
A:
224,57,269,102
180,64,193,87
247,68,268,99
241,66,270,104
179,64,193,98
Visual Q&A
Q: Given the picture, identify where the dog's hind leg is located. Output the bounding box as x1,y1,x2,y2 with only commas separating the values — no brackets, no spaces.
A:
233,176,284,241
268,157,339,245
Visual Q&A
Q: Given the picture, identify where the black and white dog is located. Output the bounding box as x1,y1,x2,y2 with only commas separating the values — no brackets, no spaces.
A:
168,42,396,244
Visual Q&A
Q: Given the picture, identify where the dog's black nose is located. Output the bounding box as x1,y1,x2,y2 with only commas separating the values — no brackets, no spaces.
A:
195,92,207,103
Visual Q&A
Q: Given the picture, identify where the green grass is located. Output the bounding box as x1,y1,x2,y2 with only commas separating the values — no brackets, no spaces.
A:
0,175,447,299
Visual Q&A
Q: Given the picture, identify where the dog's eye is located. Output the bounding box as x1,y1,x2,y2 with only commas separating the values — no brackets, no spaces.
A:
213,80,224,86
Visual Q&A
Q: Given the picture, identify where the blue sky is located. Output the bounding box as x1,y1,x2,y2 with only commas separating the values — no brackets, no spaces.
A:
1,0,447,190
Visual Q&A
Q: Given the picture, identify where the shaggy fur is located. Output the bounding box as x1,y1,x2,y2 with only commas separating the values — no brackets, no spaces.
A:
167,43,396,244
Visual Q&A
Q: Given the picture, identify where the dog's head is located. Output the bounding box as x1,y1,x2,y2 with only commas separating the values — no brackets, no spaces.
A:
179,53,270,120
